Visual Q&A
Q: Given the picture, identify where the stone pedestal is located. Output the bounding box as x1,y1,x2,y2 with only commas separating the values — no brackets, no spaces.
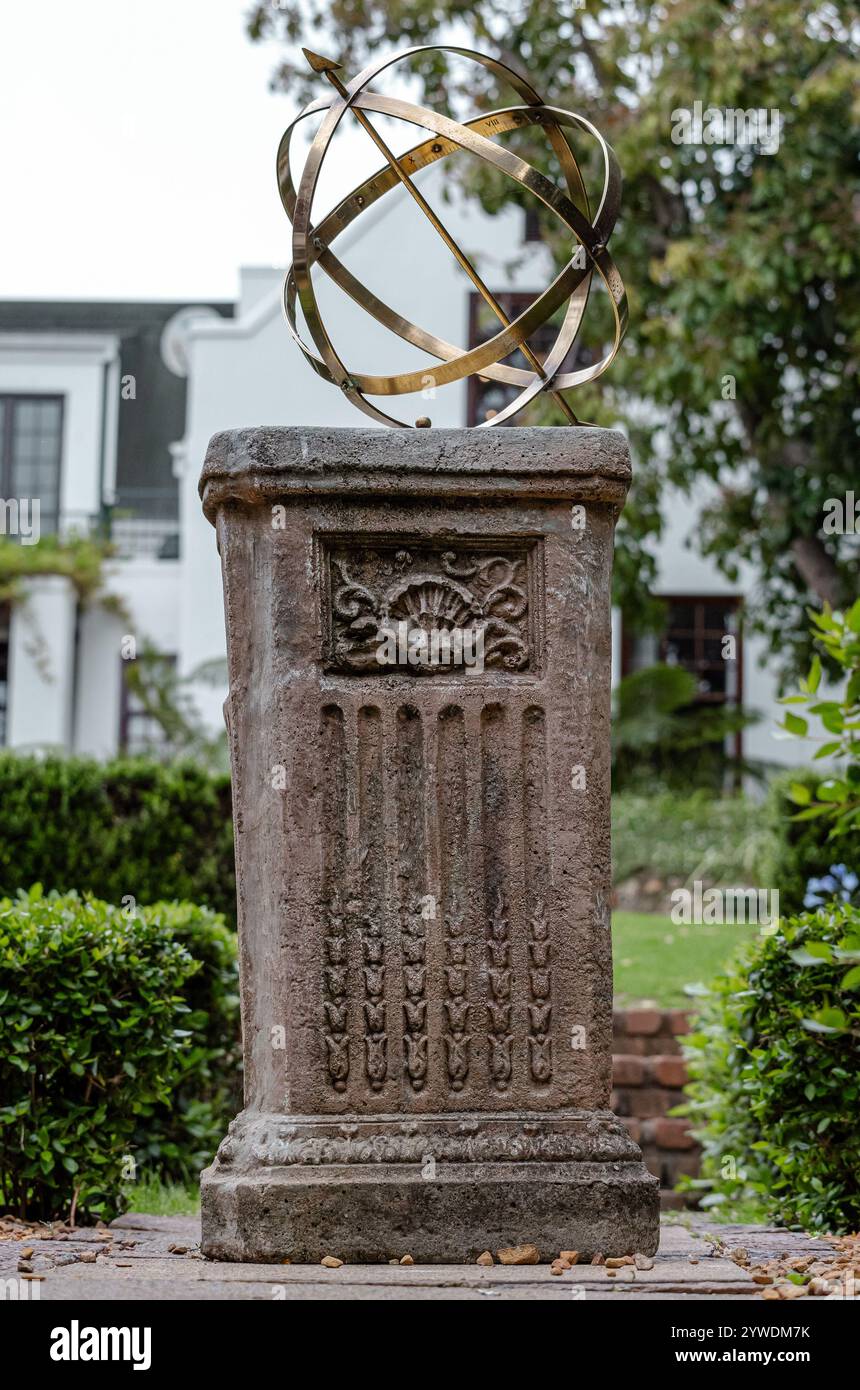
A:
199,426,659,1263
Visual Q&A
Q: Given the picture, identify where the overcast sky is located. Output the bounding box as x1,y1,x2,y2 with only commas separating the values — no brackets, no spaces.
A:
0,0,373,301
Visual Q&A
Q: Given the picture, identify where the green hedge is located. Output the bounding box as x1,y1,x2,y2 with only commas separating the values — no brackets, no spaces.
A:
0,889,239,1222
0,754,235,925
680,902,860,1232
131,900,241,1180
0,889,194,1221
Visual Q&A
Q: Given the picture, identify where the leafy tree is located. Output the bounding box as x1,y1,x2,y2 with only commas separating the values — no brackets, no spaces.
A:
781,599,860,839
248,0,859,673
612,661,759,789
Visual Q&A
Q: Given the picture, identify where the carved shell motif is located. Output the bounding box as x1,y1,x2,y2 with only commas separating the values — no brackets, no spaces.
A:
384,575,478,632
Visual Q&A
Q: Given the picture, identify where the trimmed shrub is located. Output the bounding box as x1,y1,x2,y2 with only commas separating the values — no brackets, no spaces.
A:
132,901,241,1177
0,888,197,1222
0,754,235,925
0,889,241,1222
680,902,860,1232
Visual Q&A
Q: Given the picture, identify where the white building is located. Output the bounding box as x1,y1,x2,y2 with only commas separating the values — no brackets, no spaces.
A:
0,179,813,769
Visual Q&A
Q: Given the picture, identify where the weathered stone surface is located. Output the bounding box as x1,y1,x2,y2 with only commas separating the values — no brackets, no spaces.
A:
199,426,658,1262
10,1215,787,1301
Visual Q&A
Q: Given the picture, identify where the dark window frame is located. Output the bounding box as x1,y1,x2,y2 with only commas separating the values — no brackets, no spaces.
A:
0,393,65,535
620,595,744,758
118,653,177,758
523,207,543,243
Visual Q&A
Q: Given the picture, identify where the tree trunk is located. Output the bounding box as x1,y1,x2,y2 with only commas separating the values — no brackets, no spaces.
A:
790,534,843,608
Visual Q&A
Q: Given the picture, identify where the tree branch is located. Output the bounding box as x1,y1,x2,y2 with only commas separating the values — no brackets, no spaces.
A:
789,535,844,609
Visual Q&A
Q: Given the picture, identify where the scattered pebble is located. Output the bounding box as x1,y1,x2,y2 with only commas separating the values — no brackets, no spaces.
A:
726,1231,859,1299
634,1253,654,1271
606,1256,634,1269
688,1255,699,1265
167,1244,188,1255
476,1251,494,1266
321,1255,343,1268
17,1260,33,1274
388,1259,399,1266
399,1255,414,1266
497,1244,540,1266
559,1250,579,1265
114,1262,133,1268
590,1252,605,1266
20,1247,34,1260
77,1251,97,1264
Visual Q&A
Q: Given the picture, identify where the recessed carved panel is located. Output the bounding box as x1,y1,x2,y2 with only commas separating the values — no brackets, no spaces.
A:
320,537,539,673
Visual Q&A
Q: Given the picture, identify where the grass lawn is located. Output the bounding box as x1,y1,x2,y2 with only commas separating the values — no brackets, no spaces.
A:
613,910,759,1008
124,1177,200,1216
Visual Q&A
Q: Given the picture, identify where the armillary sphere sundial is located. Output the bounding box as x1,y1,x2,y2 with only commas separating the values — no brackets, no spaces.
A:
276,44,627,429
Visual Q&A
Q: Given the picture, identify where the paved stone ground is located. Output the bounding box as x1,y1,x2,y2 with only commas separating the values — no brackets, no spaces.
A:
2,1213,848,1300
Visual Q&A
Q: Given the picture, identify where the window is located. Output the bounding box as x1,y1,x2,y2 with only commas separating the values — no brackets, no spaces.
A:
466,291,595,426
660,597,741,704
524,207,543,243
119,654,177,758
622,596,742,706
0,603,9,745
621,596,744,768
0,396,64,535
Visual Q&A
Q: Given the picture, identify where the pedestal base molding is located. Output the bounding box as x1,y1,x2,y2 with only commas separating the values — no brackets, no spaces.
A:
201,1110,659,1262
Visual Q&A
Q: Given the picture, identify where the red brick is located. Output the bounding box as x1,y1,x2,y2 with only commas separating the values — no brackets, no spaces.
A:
612,1009,628,1039
629,1086,681,1119
667,1008,692,1035
649,1056,688,1088
620,1117,642,1144
643,1035,681,1057
653,1118,696,1151
624,1008,662,1036
612,1054,645,1087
